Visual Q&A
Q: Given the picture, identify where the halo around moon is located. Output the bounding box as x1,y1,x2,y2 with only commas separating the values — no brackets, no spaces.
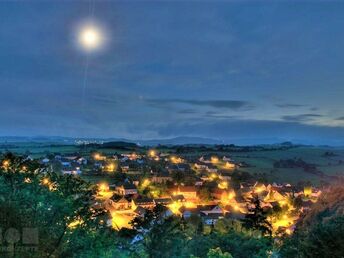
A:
75,20,107,53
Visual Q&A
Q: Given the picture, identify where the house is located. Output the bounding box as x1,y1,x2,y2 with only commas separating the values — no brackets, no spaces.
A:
151,175,173,184
77,157,87,165
176,163,190,172
133,206,147,218
206,165,218,173
109,184,117,191
195,181,203,186
121,165,130,172
172,186,197,199
166,164,189,173
253,182,267,190
60,158,72,167
222,156,232,161
226,209,246,220
264,190,284,202
62,167,82,175
131,197,155,210
194,162,208,170
218,173,231,181
180,207,200,218
200,213,224,225
108,196,130,210
301,200,314,212
198,205,224,216
42,158,50,164
211,189,230,200
136,159,144,165
224,162,236,170
120,156,129,162
199,155,213,164
171,194,185,203
154,197,173,206
116,183,138,196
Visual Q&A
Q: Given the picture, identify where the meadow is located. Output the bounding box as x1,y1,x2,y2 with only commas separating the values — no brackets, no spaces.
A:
1,142,343,185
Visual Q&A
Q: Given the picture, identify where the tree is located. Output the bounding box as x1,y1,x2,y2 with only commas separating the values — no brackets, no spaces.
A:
171,170,185,185
143,216,185,258
280,184,344,258
198,187,212,202
0,153,124,257
207,247,233,258
242,195,272,236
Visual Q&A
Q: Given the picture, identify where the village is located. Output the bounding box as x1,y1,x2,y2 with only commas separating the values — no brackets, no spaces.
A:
39,148,322,237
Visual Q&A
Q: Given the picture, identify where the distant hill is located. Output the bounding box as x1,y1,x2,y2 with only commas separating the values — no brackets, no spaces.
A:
82,141,138,150
0,135,342,147
0,136,223,146
101,141,138,149
137,136,224,146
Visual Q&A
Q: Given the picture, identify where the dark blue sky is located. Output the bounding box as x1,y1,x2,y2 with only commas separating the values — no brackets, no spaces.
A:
1,1,344,144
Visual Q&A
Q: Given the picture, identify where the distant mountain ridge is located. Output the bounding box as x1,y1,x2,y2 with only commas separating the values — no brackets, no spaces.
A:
0,136,223,146
0,135,340,147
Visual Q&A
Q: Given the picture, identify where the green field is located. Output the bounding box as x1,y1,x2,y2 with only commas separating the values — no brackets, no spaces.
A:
226,147,344,184
1,142,344,185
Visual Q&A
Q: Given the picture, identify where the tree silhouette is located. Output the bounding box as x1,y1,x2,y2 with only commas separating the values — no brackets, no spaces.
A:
242,195,272,236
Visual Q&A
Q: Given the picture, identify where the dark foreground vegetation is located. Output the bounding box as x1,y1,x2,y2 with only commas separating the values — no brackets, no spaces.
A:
0,153,343,257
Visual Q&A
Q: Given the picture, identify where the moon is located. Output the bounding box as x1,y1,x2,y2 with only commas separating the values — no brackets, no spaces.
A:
77,22,105,52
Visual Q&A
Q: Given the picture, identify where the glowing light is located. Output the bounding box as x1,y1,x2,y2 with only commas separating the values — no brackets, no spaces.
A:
304,186,312,197
210,173,217,179
170,156,183,164
224,162,235,169
24,178,32,183
78,23,105,52
184,201,197,208
218,181,228,189
255,186,264,193
68,218,84,229
41,178,56,191
130,153,138,160
2,160,10,168
93,153,106,161
42,178,50,185
211,156,219,164
99,183,109,192
142,179,150,188
149,150,156,157
168,201,182,215
106,163,116,172
279,200,287,206
111,212,133,230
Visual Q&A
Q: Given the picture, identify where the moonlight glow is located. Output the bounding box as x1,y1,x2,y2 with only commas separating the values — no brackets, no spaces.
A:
77,23,105,52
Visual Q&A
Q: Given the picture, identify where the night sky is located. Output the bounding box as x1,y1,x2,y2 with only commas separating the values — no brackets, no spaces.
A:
1,1,344,145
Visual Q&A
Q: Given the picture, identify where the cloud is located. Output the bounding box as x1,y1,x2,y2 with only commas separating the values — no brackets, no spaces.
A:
149,119,344,145
203,111,240,119
276,103,305,108
145,98,253,110
281,114,323,122
178,109,197,114
336,116,344,121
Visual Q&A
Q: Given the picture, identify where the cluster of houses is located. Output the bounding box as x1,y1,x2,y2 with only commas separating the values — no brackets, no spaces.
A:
41,155,86,175
40,151,321,234
97,177,321,233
